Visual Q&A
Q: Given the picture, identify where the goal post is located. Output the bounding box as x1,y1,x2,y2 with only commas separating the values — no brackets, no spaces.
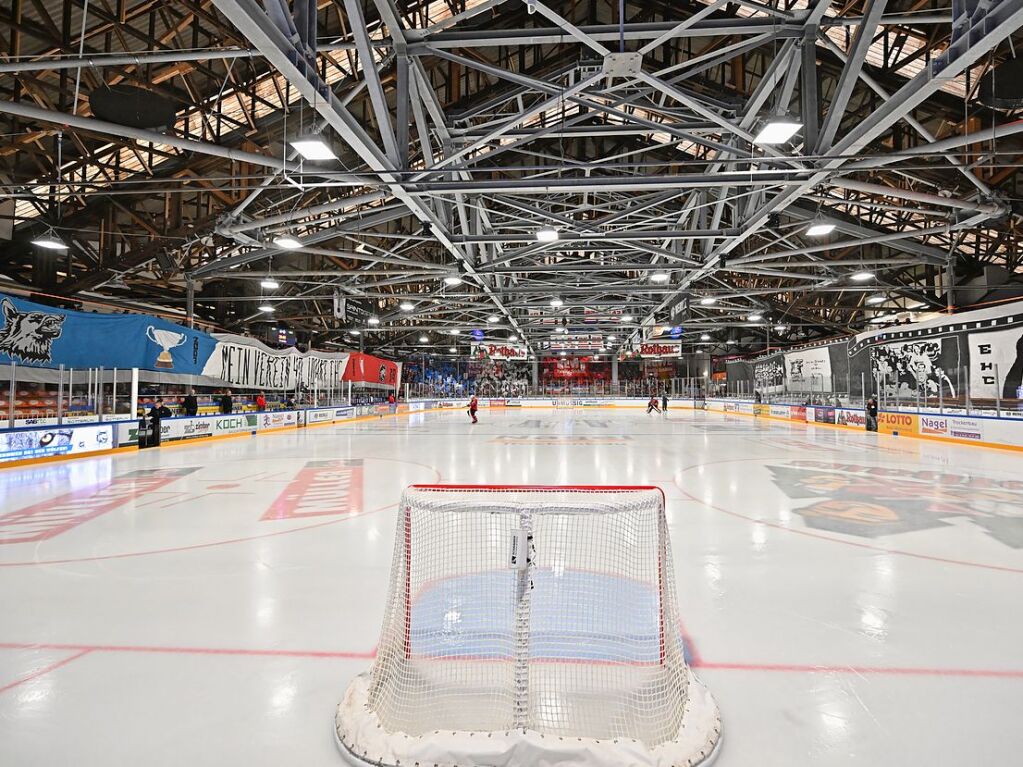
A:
335,484,721,767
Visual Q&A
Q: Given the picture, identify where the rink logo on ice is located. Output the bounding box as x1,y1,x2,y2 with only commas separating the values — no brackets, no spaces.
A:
0,467,199,544
765,460,1023,548
262,459,364,520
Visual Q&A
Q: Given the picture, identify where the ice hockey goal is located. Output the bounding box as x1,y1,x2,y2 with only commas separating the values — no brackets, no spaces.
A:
335,484,720,767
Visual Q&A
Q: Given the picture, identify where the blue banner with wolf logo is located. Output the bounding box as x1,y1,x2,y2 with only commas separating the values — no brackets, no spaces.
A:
0,292,217,374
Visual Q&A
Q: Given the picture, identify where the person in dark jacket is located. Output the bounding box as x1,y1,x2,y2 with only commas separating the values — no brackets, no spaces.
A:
661,391,669,412
182,389,199,417
148,399,173,425
220,390,233,414
865,396,879,432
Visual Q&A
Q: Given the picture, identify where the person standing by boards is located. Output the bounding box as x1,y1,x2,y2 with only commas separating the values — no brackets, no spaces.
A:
182,389,198,417
865,396,879,432
661,390,669,413
467,395,479,424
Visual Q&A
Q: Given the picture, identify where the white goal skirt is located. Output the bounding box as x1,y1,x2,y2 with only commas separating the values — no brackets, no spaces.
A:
335,485,721,767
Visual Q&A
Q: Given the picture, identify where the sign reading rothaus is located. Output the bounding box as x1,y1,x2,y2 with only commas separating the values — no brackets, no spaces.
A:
472,342,528,361
201,334,349,390
638,342,681,357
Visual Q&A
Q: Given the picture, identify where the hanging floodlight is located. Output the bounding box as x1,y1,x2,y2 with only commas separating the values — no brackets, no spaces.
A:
752,117,802,146
806,222,836,237
258,304,275,313
535,226,559,243
273,236,302,250
290,135,337,161
261,278,280,290
550,297,564,308
650,272,670,283
699,296,716,306
31,229,68,250
866,293,886,305
400,301,415,311
851,271,875,282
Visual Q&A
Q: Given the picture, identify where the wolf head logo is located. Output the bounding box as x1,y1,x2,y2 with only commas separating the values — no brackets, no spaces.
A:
0,298,65,363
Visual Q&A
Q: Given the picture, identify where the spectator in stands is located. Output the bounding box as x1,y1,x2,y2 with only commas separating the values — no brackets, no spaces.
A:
754,390,763,403
220,389,233,414
182,389,199,417
255,392,267,411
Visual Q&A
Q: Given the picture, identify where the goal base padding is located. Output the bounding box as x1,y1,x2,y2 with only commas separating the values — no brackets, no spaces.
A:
334,671,722,767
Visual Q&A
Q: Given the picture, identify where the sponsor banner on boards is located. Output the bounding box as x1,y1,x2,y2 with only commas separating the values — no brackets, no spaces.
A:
769,405,790,418
837,409,866,428
918,414,984,441
813,406,837,424
878,412,919,435
0,423,113,463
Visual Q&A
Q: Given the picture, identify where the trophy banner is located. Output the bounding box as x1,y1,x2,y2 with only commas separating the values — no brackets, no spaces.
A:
0,291,216,373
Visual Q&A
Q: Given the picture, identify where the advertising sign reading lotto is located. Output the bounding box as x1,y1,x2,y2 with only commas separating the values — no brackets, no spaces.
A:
878,412,918,435
472,342,528,361
638,342,681,357
0,423,113,463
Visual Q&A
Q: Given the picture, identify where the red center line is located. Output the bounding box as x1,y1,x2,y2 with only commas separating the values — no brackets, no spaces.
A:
1,641,1021,679
0,649,92,695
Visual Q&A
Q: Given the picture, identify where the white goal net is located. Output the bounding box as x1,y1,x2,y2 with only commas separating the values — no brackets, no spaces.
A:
335,485,720,767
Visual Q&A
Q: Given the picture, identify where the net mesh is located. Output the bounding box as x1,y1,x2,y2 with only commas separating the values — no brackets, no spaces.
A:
365,486,689,746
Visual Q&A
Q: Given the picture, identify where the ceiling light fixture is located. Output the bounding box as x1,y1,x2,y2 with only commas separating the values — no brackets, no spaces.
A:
700,333,711,341
699,296,716,306
487,315,499,323
258,304,275,313
418,335,428,343
806,222,836,237
650,272,670,283
350,330,361,336
449,346,457,353
535,226,559,243
290,135,337,161
31,230,68,250
752,118,802,145
620,314,634,323
774,324,787,332
443,274,463,286
607,335,616,341
550,297,564,308
509,334,518,342
273,235,302,250
866,293,886,305
399,301,414,312
449,329,460,336
367,316,380,326
851,270,875,282
260,278,279,290
747,313,763,321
